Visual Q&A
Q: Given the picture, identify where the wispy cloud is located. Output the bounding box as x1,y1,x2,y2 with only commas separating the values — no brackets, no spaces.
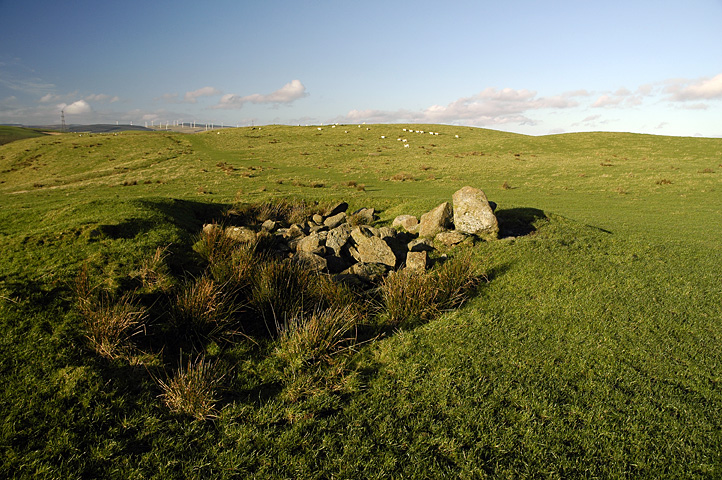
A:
339,87,583,126
664,72,722,101
183,86,221,103
85,93,120,103
213,80,308,109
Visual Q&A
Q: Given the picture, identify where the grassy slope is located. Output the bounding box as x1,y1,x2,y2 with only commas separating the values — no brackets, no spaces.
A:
1,125,721,478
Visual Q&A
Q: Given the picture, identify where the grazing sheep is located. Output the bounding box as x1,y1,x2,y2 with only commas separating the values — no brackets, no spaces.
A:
404,144,410,148
381,136,385,139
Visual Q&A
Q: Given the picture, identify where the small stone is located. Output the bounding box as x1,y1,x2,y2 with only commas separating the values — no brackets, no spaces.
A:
350,225,375,244
435,231,468,246
225,226,256,243
378,226,397,240
326,224,352,255
405,251,427,272
408,237,435,252
392,215,419,231
294,252,327,272
261,219,277,231
352,207,376,224
203,223,221,235
324,212,346,229
312,214,324,224
287,223,305,238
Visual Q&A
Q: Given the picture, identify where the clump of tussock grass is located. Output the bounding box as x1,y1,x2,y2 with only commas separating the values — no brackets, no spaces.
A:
250,258,355,335
501,181,512,190
380,249,481,327
157,355,223,421
656,178,673,185
74,265,148,359
170,276,237,340
380,269,440,327
130,245,175,293
390,172,415,182
230,197,329,226
432,249,482,311
275,307,358,374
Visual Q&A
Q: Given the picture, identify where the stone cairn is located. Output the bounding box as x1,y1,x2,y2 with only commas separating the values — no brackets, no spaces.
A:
203,186,498,287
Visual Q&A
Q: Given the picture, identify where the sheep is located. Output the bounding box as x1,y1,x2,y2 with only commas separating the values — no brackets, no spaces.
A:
404,144,410,148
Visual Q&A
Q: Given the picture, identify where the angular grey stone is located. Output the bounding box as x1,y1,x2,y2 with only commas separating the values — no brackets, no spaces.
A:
294,251,327,272
356,236,397,267
312,214,324,224
261,219,277,231
350,225,375,245
296,232,323,253
352,207,376,224
287,223,305,238
408,237,435,252
378,226,397,240
435,230,468,246
452,186,499,239
405,251,428,272
418,202,453,237
326,223,352,255
392,215,419,231
324,212,347,229
347,262,390,283
225,226,256,243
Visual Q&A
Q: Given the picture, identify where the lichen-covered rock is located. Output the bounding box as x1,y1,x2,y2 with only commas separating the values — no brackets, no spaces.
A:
294,251,327,272
356,236,397,267
225,226,256,243
324,212,346,229
350,225,375,245
418,202,453,237
296,232,322,253
347,262,390,283
261,219,277,231
326,223,352,255
405,251,427,272
392,214,419,231
452,186,498,239
435,230,468,246
408,237,435,252
352,207,376,224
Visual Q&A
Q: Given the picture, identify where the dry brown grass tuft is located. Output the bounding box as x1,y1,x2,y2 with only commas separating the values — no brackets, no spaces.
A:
170,276,236,339
80,292,148,360
157,356,223,421
275,307,358,373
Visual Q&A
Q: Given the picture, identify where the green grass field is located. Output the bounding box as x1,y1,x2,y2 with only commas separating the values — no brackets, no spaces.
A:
1,124,721,478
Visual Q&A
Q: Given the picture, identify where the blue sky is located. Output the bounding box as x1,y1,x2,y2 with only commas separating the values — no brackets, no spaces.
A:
1,0,721,136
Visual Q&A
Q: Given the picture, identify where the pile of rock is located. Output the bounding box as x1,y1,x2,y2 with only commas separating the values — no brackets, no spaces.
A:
204,186,497,287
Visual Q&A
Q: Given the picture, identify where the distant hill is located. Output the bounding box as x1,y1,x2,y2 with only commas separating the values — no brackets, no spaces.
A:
0,126,47,145
49,124,154,133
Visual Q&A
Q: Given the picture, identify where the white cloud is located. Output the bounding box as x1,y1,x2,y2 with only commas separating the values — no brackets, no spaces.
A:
85,93,120,103
183,86,221,103
213,80,308,109
339,87,581,127
61,100,92,115
665,73,722,101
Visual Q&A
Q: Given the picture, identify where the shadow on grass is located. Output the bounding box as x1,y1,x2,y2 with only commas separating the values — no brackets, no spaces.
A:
495,207,548,238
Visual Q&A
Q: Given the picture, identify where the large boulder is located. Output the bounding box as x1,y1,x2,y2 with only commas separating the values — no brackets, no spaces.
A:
452,186,499,239
324,212,346,229
418,202,453,237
